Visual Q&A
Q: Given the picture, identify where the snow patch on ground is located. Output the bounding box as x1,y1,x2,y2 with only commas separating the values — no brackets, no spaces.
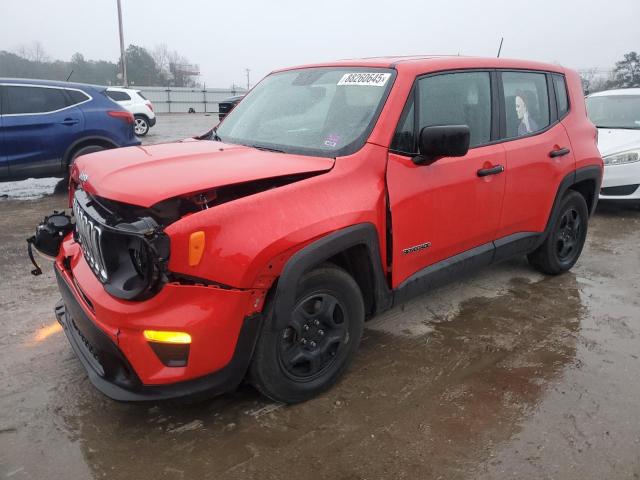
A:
0,178,63,200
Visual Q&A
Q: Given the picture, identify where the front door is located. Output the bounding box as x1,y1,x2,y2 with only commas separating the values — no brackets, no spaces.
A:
387,71,506,287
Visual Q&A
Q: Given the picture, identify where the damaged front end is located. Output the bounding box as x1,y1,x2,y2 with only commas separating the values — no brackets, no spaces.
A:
71,189,170,300
28,189,170,301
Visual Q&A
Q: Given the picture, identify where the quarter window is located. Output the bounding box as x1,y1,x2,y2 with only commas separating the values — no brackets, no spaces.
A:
106,90,131,101
417,72,492,148
66,89,90,106
553,74,569,118
501,72,550,138
391,100,415,154
3,86,69,114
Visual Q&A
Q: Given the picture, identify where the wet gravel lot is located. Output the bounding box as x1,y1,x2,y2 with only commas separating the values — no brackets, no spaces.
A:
1,114,639,479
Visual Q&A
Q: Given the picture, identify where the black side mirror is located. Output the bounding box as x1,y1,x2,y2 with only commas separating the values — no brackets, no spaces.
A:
413,125,471,165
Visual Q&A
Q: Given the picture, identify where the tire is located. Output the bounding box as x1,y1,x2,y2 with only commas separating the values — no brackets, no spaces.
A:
133,115,150,136
250,265,365,403
71,145,105,162
527,190,589,275
63,145,106,184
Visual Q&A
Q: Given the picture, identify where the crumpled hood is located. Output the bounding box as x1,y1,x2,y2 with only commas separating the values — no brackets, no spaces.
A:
597,128,640,158
72,140,335,207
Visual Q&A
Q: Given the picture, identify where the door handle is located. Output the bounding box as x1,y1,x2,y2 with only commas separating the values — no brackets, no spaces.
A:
61,118,79,126
549,147,570,158
477,165,504,177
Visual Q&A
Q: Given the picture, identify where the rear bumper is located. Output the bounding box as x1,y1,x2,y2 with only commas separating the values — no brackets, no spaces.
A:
148,116,156,127
54,264,263,401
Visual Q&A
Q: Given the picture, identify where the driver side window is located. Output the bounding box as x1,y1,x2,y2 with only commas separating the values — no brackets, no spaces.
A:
417,72,492,149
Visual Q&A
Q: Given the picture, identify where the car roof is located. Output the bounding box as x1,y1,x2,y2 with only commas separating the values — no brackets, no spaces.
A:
273,55,566,75
587,87,640,97
0,77,106,91
107,86,141,93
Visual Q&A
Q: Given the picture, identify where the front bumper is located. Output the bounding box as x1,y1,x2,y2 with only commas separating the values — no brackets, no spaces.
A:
54,236,265,400
599,162,640,201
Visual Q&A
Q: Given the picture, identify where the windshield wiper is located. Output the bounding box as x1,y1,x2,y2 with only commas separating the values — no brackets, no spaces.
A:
211,127,223,142
249,144,286,153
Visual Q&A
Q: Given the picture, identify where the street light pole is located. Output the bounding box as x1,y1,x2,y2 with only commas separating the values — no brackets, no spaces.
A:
245,68,250,90
117,0,128,86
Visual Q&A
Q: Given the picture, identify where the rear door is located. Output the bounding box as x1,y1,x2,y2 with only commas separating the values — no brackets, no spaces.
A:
496,71,576,239
387,70,506,287
2,84,84,179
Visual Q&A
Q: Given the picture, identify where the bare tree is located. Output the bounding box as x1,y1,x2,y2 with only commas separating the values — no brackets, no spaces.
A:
14,41,50,63
152,43,170,73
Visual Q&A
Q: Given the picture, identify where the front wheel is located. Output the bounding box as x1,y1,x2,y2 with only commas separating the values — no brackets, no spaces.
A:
249,265,364,403
528,190,589,275
134,115,150,136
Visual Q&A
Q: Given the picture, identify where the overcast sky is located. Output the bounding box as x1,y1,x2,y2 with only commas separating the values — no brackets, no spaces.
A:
1,0,638,87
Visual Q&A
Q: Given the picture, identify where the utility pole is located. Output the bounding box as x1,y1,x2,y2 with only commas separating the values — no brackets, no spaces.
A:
245,68,251,90
117,0,128,86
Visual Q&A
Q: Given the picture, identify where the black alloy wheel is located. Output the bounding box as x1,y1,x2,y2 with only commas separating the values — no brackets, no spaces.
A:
528,190,589,275
555,208,582,262
278,293,348,381
249,265,364,403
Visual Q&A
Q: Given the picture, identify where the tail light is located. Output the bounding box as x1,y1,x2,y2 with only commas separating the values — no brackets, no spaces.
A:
107,110,134,124
146,101,154,112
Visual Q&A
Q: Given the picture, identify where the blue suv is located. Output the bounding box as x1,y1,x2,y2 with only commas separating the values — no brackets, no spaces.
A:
0,78,141,181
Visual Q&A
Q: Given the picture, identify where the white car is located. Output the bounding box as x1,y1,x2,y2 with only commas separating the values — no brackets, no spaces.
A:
106,87,156,136
586,88,640,202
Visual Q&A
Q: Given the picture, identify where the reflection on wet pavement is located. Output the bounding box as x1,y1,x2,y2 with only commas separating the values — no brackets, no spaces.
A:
1,188,639,478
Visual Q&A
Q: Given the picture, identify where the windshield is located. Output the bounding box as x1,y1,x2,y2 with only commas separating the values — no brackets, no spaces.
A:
586,94,640,129
216,67,395,157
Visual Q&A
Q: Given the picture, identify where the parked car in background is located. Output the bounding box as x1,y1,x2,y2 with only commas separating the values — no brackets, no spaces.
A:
217,94,244,121
33,56,601,404
106,87,156,136
586,88,640,202
0,78,140,181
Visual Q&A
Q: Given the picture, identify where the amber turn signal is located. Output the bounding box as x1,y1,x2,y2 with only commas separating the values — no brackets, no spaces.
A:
188,231,205,266
143,330,192,344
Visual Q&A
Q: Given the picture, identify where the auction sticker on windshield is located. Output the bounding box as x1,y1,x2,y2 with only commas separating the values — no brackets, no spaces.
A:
337,72,391,86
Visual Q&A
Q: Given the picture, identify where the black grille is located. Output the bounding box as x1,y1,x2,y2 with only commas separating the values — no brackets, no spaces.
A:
73,197,109,282
601,184,639,196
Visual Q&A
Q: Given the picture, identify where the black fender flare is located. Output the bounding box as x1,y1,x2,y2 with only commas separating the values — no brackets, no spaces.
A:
63,136,118,166
536,165,602,249
272,223,392,331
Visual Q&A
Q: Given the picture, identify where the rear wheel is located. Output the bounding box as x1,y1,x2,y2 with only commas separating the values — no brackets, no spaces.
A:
134,115,150,136
250,265,364,403
528,190,588,275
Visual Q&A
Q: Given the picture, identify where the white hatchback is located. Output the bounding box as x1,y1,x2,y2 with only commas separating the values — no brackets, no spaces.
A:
106,87,156,136
586,88,640,201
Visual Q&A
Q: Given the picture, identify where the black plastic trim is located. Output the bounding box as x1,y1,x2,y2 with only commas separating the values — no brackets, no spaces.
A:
55,266,262,401
273,223,392,330
393,242,494,306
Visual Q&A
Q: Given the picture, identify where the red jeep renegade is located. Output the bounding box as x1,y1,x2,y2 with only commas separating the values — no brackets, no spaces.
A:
32,56,602,403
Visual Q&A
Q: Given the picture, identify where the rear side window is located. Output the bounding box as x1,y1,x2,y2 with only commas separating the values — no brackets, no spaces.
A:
553,74,569,118
501,72,550,138
106,90,131,101
66,89,90,106
417,72,492,148
3,86,69,114
136,91,147,100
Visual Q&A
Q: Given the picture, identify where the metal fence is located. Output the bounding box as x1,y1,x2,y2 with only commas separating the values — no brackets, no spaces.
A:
136,86,247,114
